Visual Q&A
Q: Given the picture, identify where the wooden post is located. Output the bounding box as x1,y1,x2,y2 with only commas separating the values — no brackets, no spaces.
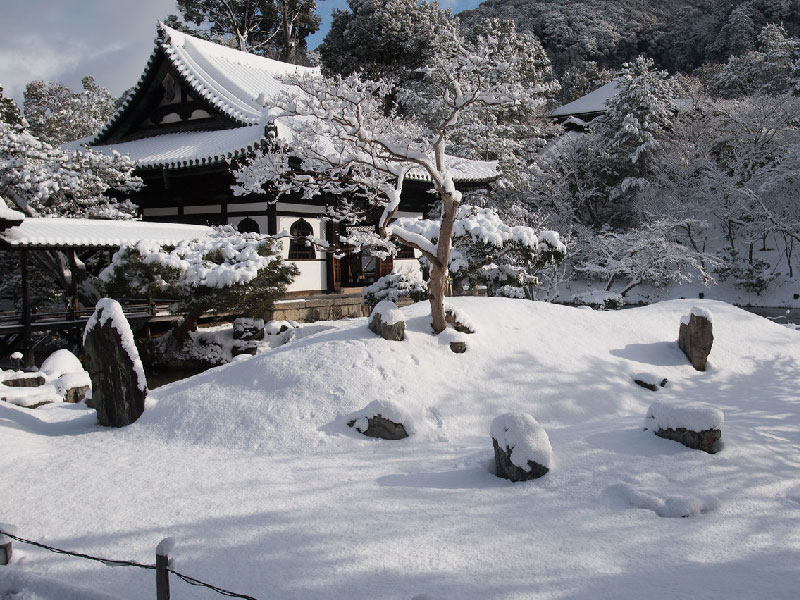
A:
0,523,15,566
20,250,33,368
156,538,174,600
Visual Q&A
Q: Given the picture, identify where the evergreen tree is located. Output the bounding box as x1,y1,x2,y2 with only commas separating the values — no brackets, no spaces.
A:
318,0,457,83
0,85,23,129
166,0,320,64
23,76,116,145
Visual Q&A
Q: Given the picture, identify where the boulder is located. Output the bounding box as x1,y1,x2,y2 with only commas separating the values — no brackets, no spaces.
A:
233,318,265,341
445,306,475,334
232,340,259,356
1,374,45,388
368,300,405,341
83,299,147,427
654,427,721,454
347,399,412,440
63,384,90,404
450,341,467,354
348,415,409,440
644,400,723,454
491,413,552,482
678,308,713,371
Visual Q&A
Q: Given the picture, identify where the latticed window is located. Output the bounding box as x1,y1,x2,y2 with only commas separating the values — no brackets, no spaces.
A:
288,218,315,259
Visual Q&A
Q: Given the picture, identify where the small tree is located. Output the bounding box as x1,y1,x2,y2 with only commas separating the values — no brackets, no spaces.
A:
234,27,562,332
100,226,298,342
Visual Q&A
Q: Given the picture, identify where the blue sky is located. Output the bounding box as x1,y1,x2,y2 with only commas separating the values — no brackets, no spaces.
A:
0,0,483,107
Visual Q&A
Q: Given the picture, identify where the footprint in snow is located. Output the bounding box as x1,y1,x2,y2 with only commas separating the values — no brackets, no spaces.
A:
607,474,720,518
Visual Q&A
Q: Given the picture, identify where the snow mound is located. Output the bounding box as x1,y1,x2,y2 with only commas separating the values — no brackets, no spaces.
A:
438,328,469,346
370,300,404,325
644,400,724,432
490,412,552,469
610,480,719,518
39,349,83,379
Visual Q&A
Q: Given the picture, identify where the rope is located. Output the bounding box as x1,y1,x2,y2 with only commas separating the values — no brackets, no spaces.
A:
0,530,259,600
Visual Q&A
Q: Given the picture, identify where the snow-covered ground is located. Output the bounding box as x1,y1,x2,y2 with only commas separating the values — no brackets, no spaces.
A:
2,298,800,599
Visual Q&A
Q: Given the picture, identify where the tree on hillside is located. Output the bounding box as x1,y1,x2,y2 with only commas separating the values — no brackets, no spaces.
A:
318,0,457,83
712,23,800,97
24,76,116,145
166,0,320,64
234,28,565,332
100,226,298,342
0,85,23,128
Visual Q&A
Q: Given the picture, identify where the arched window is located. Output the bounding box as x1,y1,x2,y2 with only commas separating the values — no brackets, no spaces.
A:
288,218,315,259
236,217,260,234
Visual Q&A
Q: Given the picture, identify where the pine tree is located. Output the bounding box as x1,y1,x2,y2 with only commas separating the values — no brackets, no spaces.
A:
0,85,23,129
23,76,116,145
166,0,320,64
318,0,457,83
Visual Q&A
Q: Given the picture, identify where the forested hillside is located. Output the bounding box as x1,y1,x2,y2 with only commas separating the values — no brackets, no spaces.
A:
458,0,800,74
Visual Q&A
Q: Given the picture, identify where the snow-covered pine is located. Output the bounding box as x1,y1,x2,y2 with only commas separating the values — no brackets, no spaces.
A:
0,121,141,219
100,226,298,341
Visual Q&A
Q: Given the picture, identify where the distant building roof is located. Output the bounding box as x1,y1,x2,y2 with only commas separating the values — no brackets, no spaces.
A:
550,81,620,118
0,218,212,249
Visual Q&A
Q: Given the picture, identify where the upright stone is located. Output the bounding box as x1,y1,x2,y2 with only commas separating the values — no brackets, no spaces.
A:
368,300,405,341
678,307,713,371
83,299,147,427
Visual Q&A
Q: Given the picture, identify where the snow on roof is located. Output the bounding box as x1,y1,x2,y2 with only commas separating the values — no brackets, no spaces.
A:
407,158,499,184
87,126,266,170
0,218,212,249
0,198,25,222
550,81,621,117
89,24,319,146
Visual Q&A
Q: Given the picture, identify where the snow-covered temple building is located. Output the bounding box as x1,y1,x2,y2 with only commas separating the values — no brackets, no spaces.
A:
549,80,620,130
71,24,498,295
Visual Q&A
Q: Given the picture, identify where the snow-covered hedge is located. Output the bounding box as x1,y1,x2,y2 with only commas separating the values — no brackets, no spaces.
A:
362,272,428,309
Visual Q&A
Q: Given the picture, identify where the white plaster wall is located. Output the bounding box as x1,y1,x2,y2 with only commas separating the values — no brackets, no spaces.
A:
228,215,269,234
287,260,327,293
393,257,422,279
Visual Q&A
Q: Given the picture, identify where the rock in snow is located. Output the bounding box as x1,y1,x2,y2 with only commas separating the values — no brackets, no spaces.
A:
644,400,724,453
83,298,147,427
347,399,412,440
368,300,405,341
678,307,713,371
491,412,552,481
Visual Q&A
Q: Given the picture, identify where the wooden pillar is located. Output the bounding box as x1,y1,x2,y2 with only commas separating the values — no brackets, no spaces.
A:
267,201,277,236
67,249,80,352
20,249,33,368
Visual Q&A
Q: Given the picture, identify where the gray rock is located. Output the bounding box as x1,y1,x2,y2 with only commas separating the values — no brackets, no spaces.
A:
83,304,147,428
655,427,721,454
492,438,549,481
348,415,409,440
232,340,258,356
368,312,405,341
445,309,474,334
233,318,265,341
678,313,713,371
2,374,45,387
63,385,90,404
449,341,467,353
